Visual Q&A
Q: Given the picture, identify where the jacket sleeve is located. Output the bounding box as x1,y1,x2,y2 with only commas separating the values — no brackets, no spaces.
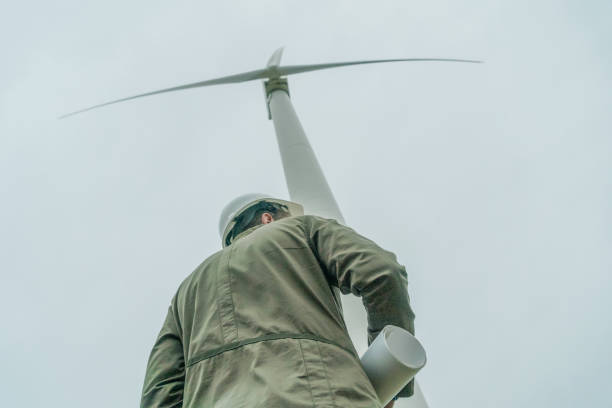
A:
141,302,185,408
303,216,416,398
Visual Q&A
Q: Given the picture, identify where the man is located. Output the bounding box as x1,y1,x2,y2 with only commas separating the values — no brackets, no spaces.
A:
141,194,415,408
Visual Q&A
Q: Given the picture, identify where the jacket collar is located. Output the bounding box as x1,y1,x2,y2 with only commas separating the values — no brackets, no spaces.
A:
231,223,266,245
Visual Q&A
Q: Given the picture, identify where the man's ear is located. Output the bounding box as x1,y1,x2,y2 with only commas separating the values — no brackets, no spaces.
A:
261,212,274,225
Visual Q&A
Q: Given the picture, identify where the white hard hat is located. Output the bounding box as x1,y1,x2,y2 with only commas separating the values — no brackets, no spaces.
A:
218,193,304,247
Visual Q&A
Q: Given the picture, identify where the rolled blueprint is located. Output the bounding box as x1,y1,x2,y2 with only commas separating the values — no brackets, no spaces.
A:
360,325,427,406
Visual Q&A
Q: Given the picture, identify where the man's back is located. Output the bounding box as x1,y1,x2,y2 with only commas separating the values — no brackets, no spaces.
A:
141,215,414,408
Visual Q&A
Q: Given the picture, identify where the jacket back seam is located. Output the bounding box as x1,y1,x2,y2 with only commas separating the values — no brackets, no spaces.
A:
186,333,356,367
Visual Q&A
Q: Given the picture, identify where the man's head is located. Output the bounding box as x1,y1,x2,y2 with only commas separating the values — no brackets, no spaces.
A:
219,194,304,248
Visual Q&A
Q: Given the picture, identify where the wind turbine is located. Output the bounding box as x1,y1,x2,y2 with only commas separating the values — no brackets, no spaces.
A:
62,48,481,407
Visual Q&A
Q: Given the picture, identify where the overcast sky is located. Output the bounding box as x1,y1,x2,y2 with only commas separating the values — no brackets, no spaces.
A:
1,1,611,407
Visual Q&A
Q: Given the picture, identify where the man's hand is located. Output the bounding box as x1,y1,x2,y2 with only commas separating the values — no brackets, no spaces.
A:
384,401,395,408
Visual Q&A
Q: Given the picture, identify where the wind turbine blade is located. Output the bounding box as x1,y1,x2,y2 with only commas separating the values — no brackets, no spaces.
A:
60,68,269,118
267,47,285,68
61,56,482,118
278,58,482,77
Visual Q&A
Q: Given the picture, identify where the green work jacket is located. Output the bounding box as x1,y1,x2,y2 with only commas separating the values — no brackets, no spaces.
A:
141,215,415,408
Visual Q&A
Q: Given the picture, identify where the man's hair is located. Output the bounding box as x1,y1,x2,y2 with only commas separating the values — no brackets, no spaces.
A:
227,201,291,244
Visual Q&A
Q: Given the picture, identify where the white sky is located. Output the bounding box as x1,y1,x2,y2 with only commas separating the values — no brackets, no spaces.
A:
1,1,610,407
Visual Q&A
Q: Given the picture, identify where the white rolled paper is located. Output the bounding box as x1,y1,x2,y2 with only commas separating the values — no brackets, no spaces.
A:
360,325,427,406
